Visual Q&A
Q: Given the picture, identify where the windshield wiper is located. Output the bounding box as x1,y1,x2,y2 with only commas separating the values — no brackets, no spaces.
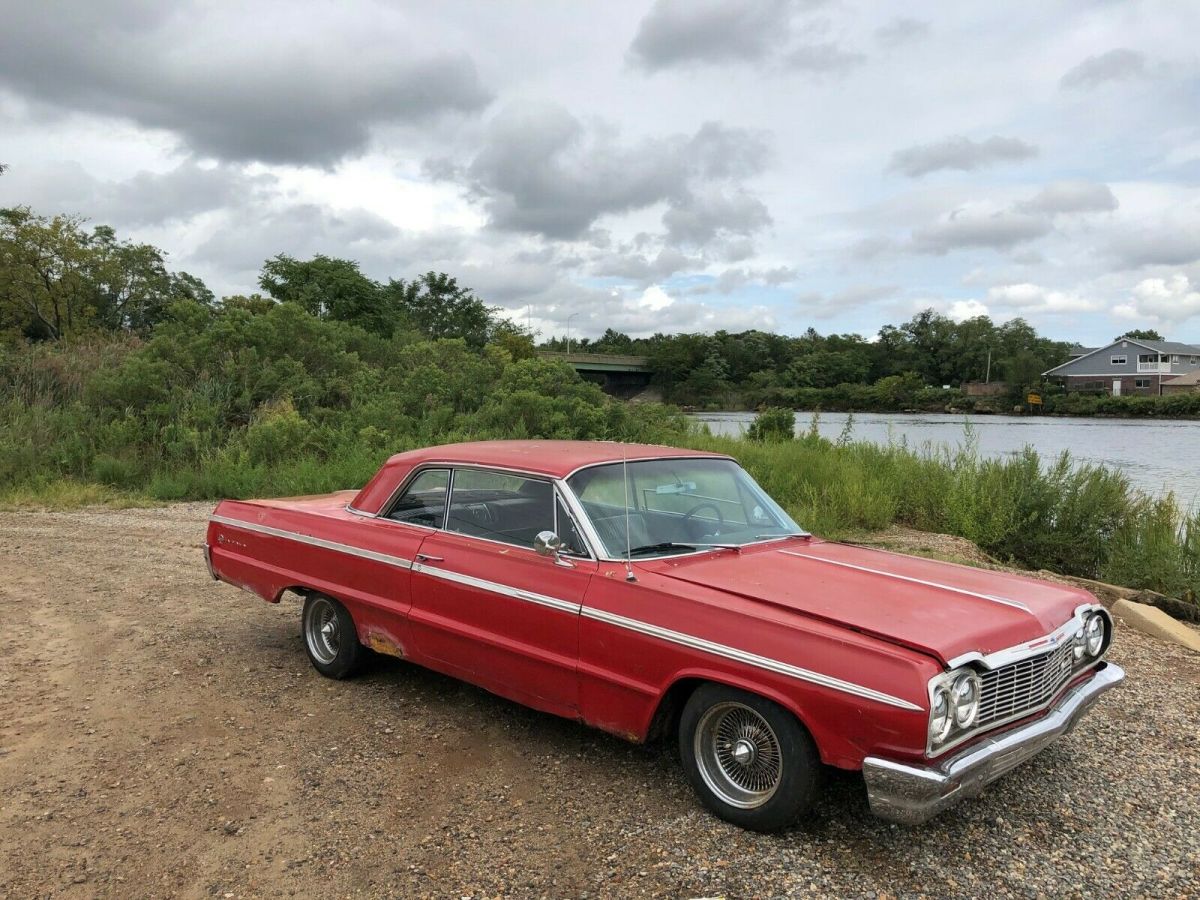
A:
755,532,811,541
627,542,697,556
627,541,742,557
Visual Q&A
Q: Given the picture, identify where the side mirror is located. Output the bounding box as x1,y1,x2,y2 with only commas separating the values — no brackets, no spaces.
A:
533,530,563,557
533,530,575,567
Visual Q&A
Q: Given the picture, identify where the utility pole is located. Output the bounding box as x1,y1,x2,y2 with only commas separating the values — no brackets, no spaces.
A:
985,348,992,384
566,313,579,355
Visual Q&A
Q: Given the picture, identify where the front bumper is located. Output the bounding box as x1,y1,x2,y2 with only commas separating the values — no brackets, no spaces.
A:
862,661,1125,825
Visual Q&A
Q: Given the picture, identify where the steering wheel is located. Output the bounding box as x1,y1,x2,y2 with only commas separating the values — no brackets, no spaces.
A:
682,501,725,538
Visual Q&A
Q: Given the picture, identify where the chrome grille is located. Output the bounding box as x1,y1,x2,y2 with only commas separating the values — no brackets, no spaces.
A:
977,640,1076,728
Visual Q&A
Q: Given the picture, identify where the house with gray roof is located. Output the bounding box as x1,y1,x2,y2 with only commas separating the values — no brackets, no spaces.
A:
1043,337,1200,396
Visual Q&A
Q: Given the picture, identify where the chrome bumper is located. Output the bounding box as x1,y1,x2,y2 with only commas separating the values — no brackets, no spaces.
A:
862,661,1125,825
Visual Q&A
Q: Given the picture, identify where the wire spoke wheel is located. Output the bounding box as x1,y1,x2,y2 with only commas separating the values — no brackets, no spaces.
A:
304,596,340,665
694,701,784,809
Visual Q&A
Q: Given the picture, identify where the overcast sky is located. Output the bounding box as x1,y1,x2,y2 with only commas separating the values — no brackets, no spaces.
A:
2,0,1199,343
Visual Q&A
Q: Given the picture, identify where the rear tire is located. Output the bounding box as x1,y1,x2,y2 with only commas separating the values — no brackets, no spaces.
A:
301,594,363,679
679,683,821,832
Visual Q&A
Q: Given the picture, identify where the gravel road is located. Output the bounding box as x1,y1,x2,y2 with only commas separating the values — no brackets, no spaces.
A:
1,504,1197,898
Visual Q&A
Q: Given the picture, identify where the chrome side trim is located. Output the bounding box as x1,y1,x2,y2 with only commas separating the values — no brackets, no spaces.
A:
863,662,1125,825
411,563,580,615
208,515,414,570
210,516,921,712
581,606,924,711
778,550,1032,613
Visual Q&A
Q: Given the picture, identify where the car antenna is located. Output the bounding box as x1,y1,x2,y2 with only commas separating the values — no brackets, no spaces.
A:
622,443,637,583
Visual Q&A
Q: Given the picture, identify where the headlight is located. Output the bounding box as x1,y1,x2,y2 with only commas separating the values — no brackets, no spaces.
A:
1073,628,1086,661
950,671,981,728
929,686,953,744
1085,612,1105,656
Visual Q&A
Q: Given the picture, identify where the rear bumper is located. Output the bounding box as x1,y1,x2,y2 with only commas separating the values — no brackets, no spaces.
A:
862,661,1125,825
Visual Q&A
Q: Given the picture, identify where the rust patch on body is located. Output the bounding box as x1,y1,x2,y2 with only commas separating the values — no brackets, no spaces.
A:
364,628,406,659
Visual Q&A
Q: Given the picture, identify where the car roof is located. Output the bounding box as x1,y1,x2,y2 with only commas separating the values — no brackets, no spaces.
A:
384,440,730,479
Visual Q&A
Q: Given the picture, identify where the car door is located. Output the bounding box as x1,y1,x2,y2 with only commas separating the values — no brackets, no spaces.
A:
407,467,595,716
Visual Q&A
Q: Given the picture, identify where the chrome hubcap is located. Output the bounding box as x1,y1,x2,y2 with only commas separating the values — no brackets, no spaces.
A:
731,739,756,765
305,598,340,664
695,702,783,809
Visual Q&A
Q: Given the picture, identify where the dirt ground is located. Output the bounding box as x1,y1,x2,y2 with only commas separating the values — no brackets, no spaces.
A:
1,504,1197,899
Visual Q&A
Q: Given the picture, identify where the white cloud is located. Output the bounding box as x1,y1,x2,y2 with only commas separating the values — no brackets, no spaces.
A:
986,283,1102,314
947,299,989,321
1121,274,1200,326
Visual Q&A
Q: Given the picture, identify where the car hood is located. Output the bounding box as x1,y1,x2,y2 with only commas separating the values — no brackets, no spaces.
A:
650,539,1094,665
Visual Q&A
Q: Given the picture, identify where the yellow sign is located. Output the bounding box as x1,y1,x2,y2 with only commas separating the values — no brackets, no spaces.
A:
1027,393,1043,405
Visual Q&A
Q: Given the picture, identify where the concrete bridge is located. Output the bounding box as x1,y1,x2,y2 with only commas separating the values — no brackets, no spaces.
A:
537,351,654,397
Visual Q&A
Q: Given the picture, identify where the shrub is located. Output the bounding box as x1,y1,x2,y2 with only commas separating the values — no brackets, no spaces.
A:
746,407,795,442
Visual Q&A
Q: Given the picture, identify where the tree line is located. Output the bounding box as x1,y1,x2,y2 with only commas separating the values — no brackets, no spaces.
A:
0,207,528,354
1,203,1157,414
542,315,1079,408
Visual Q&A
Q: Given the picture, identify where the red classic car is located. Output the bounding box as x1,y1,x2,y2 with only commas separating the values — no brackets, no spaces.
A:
205,440,1123,830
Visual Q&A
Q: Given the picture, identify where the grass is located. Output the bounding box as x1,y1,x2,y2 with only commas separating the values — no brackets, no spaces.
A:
0,479,156,510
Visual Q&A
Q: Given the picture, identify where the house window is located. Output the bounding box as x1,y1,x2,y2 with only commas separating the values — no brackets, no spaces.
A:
1172,355,1181,363
1191,357,1198,365
1134,378,1152,389
1110,355,1126,365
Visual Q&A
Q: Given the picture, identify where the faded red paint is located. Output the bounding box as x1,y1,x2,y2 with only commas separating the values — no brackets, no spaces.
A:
206,440,1106,771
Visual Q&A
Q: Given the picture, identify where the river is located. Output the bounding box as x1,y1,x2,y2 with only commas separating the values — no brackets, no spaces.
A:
692,411,1200,508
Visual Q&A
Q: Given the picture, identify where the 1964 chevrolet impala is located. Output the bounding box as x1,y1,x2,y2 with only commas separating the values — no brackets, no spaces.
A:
205,440,1123,830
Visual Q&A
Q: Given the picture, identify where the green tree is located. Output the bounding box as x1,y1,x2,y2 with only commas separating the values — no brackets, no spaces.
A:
384,271,499,348
591,328,634,354
1116,329,1164,341
787,349,870,388
0,207,95,339
258,254,390,335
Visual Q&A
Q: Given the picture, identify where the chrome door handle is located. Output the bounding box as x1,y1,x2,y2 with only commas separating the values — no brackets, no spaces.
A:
415,553,443,562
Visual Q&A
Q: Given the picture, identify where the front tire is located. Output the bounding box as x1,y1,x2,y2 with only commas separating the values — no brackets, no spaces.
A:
679,683,821,831
301,594,363,679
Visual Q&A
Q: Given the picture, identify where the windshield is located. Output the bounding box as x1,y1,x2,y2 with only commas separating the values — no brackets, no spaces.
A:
566,457,805,558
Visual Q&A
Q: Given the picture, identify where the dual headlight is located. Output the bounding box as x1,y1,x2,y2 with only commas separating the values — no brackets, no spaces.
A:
929,670,981,745
1073,611,1107,661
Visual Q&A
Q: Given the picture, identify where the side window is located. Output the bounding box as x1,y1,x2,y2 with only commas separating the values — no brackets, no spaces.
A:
446,469,553,549
555,497,588,557
386,468,450,527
